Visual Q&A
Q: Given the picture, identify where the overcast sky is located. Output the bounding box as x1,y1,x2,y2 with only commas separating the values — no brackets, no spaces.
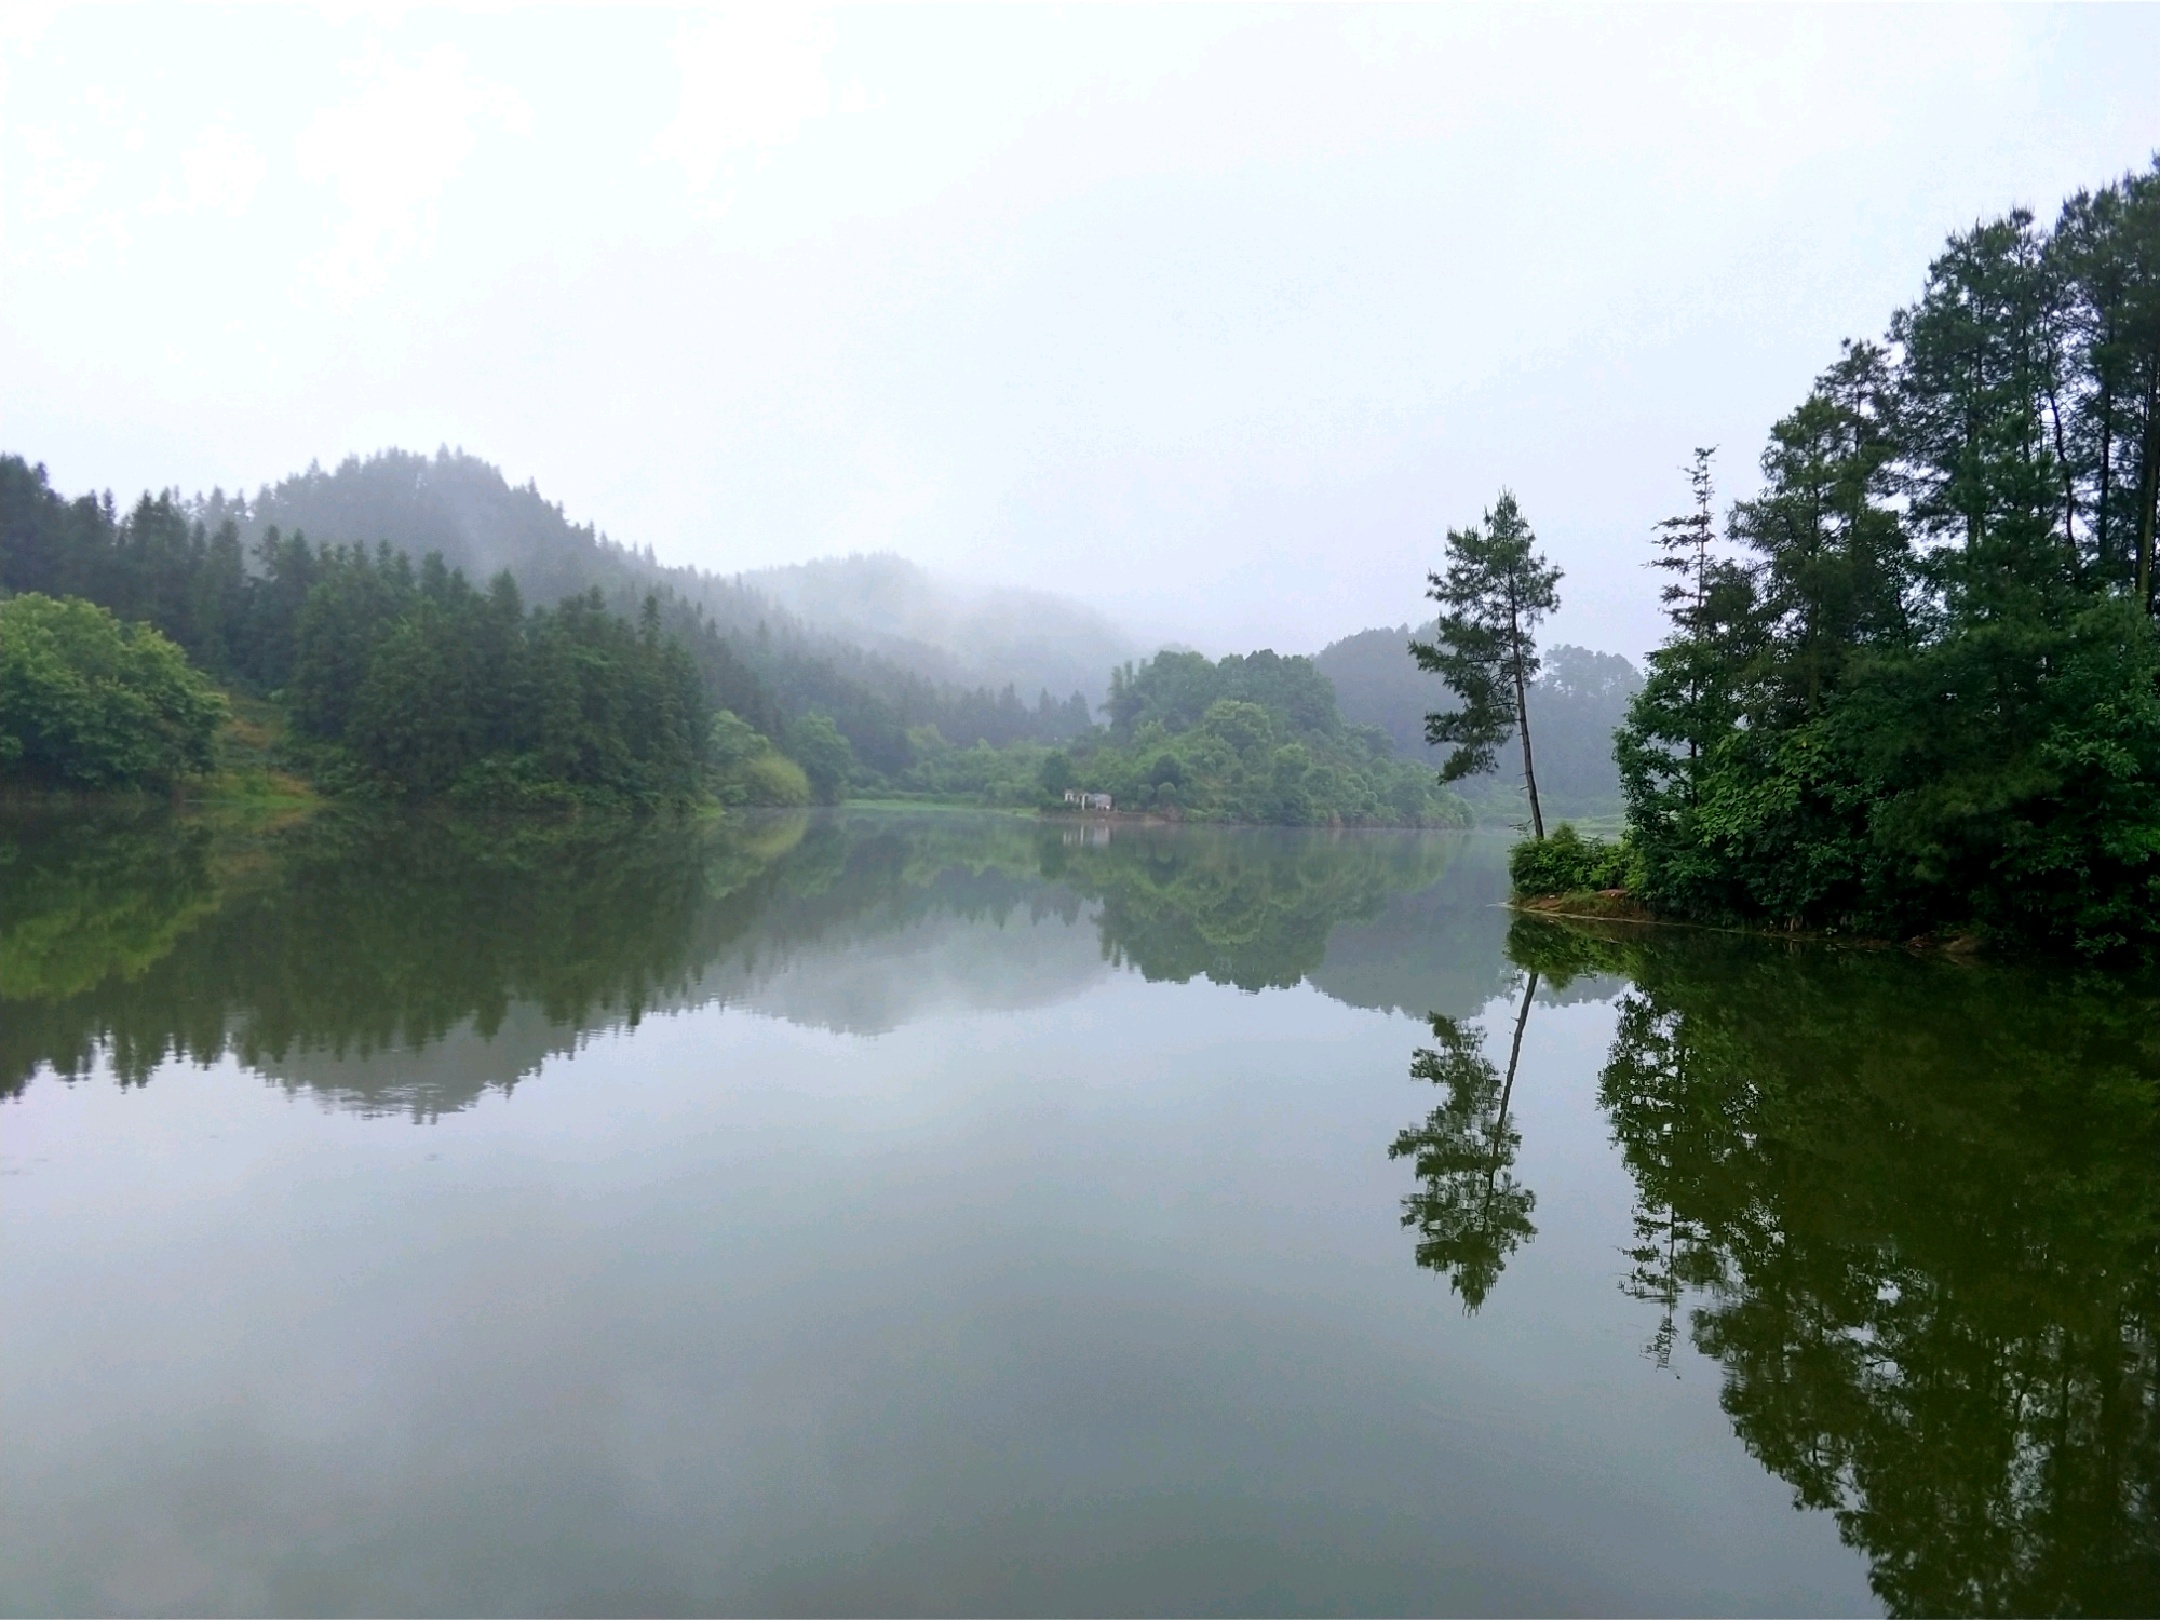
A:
4,4,2156,658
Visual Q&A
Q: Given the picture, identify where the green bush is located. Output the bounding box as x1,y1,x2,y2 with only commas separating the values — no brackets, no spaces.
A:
1510,824,1631,897
0,593,226,791
707,710,813,806
738,751,812,807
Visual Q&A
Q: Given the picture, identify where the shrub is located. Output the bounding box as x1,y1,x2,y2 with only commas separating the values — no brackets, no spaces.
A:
707,709,813,806
0,593,226,791
738,751,812,807
1510,824,1631,897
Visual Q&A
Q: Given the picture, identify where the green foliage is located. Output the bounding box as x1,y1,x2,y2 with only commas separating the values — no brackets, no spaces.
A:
1105,647,1340,737
281,548,709,807
1037,748,1073,798
1063,651,1468,826
708,710,812,806
2,460,725,809
0,593,226,791
1315,631,1642,817
1621,161,2160,954
1508,824,1631,897
888,726,1053,806
200,448,1100,770
785,711,857,805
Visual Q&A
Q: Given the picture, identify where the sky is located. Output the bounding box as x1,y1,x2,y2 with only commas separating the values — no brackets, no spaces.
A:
4,4,2157,660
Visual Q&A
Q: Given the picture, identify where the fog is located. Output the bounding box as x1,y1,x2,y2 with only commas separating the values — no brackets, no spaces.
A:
4,4,2155,659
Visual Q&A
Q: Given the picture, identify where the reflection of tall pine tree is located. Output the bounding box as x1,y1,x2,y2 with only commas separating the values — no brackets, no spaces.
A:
1390,970,1540,1311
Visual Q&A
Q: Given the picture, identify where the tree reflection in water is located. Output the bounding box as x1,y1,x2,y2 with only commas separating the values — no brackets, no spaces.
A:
2,811,1481,1111
1511,916,2160,1617
1390,969,1539,1312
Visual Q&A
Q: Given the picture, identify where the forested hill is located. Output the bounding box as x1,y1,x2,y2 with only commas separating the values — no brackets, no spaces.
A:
187,448,1101,767
207,449,706,616
1315,626,1641,814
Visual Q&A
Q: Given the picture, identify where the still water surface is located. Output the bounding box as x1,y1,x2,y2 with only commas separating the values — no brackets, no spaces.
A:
2,809,2153,1616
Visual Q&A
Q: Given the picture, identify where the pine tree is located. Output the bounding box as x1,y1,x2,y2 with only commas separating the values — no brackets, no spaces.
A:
1410,490,1563,836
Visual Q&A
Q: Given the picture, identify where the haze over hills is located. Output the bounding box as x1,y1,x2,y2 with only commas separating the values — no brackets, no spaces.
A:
742,555,1135,707
77,441,1643,803
1314,626,1642,817
212,449,1137,710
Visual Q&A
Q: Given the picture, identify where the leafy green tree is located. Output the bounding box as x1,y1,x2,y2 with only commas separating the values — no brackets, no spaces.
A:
0,594,226,790
1037,749,1074,799
786,711,857,805
707,709,812,806
1050,667,1465,825
1411,490,1563,835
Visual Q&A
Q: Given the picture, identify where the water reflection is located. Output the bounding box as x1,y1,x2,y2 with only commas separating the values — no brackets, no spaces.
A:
1510,916,2160,1618
1,810,1501,1113
1390,971,1540,1312
8,810,2154,1613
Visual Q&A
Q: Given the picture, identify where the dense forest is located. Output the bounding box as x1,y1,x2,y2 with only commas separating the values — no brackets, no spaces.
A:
196,449,1099,769
1510,159,2160,956
0,459,710,806
0,452,1111,803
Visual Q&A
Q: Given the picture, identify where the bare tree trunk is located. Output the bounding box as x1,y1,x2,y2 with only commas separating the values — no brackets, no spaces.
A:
1514,660,1544,839
2138,365,2160,615
2045,377,2080,579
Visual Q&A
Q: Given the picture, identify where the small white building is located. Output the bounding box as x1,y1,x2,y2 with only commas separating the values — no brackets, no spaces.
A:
1062,789,1114,811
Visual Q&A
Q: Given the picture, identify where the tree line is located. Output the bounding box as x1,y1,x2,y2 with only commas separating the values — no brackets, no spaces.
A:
1,458,708,805
1423,158,2160,955
1053,648,1468,825
1,451,1102,799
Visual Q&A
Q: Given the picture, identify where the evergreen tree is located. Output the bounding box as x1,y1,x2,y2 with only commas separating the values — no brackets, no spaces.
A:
1411,491,1563,835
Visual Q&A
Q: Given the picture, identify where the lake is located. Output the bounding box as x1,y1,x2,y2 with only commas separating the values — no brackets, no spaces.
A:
2,808,2153,1617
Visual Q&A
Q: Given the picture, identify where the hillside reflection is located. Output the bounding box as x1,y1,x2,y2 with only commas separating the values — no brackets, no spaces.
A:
1,811,1506,1114
1508,917,2160,1618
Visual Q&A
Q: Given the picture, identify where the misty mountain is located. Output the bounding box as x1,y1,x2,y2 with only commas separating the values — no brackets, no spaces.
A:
1313,627,1642,814
743,554,1133,707
204,446,777,626
191,448,1105,764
